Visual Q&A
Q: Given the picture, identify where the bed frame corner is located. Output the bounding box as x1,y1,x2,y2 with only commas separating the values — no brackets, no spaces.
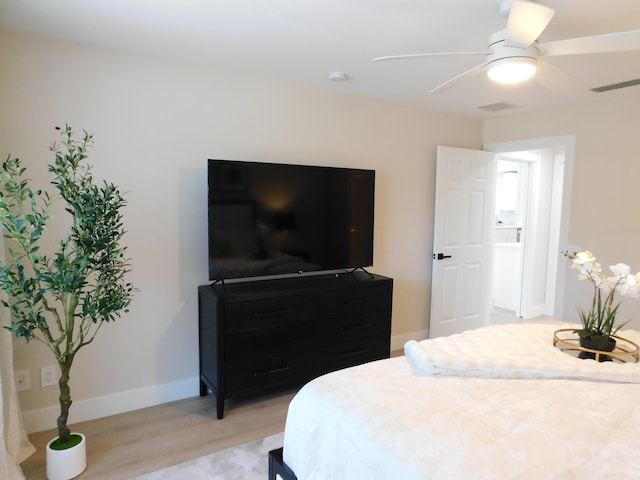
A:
268,447,297,480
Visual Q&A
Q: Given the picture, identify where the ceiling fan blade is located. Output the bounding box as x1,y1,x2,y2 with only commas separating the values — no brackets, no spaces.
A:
537,29,640,57
371,51,487,62
429,62,488,94
534,59,584,94
504,1,555,48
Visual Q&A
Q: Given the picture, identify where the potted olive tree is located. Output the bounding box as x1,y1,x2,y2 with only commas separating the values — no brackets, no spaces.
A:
0,126,135,480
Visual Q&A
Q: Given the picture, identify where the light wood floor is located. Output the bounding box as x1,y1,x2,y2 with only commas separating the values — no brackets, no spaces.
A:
20,388,297,480
21,350,406,479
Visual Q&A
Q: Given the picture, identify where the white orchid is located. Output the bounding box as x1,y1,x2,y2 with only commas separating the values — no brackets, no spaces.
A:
571,250,602,278
572,250,597,265
616,272,640,298
610,262,631,277
568,250,640,349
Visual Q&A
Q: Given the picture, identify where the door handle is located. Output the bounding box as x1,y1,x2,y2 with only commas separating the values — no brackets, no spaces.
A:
433,253,452,260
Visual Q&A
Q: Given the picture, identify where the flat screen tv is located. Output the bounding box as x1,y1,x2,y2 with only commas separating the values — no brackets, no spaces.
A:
208,159,375,281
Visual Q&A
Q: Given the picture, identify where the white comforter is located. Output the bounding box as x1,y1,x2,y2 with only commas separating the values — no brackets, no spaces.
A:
405,322,640,383
282,323,640,479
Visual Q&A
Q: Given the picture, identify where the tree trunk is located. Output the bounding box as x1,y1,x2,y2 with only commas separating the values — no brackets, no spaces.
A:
57,362,73,446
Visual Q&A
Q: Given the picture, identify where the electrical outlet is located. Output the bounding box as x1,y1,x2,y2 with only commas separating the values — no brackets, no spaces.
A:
41,365,58,388
15,370,30,392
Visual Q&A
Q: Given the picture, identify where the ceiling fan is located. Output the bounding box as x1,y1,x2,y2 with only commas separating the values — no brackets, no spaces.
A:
371,0,640,93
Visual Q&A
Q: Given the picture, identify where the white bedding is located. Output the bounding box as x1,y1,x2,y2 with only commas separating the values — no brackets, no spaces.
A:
282,323,640,479
405,322,640,383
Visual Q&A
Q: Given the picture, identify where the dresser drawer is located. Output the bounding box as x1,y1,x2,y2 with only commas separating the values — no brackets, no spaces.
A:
317,311,390,344
318,284,391,315
316,334,390,375
224,297,315,333
225,350,315,391
225,321,316,362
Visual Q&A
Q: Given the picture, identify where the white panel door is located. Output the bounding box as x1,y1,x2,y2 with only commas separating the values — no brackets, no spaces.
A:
429,146,496,338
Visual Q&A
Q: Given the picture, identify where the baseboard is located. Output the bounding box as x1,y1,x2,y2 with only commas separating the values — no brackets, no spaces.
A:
23,331,426,434
22,376,200,434
390,329,427,352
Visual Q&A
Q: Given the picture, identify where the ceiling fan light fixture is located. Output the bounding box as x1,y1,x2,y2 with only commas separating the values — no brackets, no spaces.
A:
487,57,537,84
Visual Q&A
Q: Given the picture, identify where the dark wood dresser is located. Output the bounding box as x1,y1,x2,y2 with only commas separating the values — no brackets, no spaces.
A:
198,271,393,418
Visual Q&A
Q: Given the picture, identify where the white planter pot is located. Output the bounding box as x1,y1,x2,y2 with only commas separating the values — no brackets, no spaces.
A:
46,433,86,480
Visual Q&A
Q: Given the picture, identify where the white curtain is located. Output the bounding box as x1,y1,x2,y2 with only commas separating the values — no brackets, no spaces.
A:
0,242,35,480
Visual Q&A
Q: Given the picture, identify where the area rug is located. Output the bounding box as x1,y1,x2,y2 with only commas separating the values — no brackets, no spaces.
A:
131,432,284,480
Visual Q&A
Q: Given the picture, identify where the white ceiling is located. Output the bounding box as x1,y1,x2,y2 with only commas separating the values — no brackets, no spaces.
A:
1,0,640,119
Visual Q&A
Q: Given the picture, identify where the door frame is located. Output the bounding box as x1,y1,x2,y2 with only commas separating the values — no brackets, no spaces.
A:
484,135,575,320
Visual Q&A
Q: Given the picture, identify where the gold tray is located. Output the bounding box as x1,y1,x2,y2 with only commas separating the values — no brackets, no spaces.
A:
553,329,639,363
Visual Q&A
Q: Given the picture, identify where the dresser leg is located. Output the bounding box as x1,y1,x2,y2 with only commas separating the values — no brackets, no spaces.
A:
216,395,224,419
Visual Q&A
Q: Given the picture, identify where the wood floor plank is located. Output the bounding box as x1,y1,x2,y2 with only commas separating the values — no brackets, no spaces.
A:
20,389,296,480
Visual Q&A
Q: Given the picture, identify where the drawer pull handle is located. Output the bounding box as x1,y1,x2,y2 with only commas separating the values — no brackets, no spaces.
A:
343,296,369,305
253,365,293,377
253,308,293,318
339,322,371,332
252,336,293,347
339,347,371,357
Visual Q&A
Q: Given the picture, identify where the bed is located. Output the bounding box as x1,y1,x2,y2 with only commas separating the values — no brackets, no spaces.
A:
269,322,640,479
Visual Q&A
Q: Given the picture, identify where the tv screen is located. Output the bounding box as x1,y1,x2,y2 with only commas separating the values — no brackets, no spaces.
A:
208,159,375,281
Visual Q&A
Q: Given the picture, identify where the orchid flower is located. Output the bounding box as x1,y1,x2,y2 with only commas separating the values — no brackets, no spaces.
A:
568,250,640,343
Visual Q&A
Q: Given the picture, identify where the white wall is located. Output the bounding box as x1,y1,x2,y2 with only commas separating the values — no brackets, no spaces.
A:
0,30,482,432
484,94,640,329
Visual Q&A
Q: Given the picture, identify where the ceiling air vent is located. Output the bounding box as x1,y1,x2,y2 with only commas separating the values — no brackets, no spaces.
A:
477,102,518,112
591,79,640,93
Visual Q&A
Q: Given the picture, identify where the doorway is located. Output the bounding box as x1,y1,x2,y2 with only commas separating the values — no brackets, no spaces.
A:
492,157,530,318
485,136,575,324
428,137,574,338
